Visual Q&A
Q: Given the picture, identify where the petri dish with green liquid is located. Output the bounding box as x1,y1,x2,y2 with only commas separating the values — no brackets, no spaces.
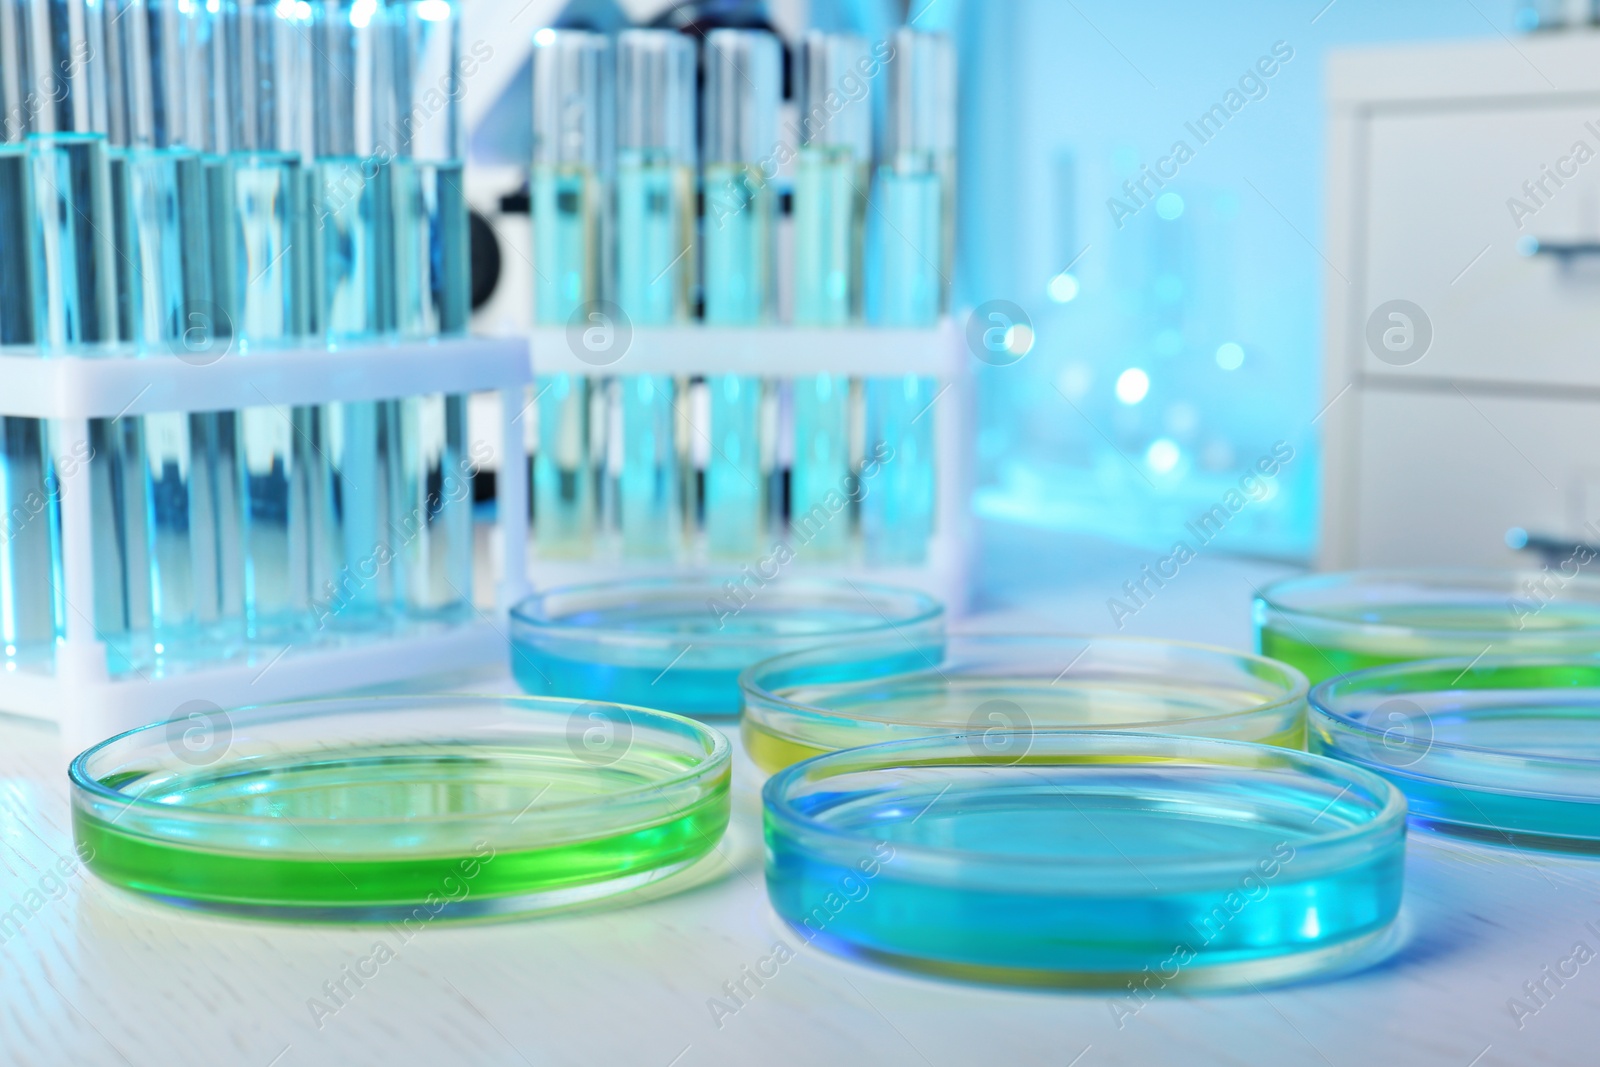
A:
740,633,1309,773
510,577,944,719
1311,656,1600,852
763,731,1406,989
1254,569,1600,684
70,695,731,920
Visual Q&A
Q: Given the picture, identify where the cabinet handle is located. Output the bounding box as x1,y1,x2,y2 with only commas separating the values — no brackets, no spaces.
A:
1523,238,1600,264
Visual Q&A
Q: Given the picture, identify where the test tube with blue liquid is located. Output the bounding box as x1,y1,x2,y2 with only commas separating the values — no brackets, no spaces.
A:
0,0,77,670
530,29,608,557
386,0,473,620
615,30,694,558
94,0,246,669
791,32,870,557
217,0,316,641
701,29,778,559
304,0,396,631
863,28,953,565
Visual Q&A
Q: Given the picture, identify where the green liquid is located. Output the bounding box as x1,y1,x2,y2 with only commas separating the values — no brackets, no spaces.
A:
76,748,729,910
1259,601,1600,685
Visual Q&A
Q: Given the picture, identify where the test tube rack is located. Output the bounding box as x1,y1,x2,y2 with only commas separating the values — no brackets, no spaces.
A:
525,321,972,613
0,337,531,752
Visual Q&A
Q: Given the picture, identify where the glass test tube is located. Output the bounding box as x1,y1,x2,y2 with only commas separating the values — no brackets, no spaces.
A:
220,0,315,640
701,28,778,559
92,0,243,671
304,0,395,631
864,28,954,566
615,30,694,558
791,32,871,558
0,0,62,667
530,29,608,557
385,0,471,619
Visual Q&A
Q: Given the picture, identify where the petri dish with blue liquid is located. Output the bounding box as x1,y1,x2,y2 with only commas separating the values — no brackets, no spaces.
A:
763,731,1406,989
70,694,731,920
741,633,1309,772
1310,656,1600,852
510,577,944,718
1255,568,1600,685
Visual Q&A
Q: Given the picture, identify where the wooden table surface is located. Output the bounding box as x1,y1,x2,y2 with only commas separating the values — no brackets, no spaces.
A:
3,547,1596,1067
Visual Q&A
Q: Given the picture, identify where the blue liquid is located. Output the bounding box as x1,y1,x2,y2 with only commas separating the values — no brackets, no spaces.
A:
392,159,469,338
386,393,473,619
766,762,1403,980
0,417,60,664
863,166,943,565
862,375,936,565
0,146,38,343
514,649,748,719
28,133,118,348
793,147,864,326
533,374,593,555
703,163,773,558
791,148,864,557
531,164,602,552
615,156,692,559
789,374,851,557
618,374,680,558
512,605,927,720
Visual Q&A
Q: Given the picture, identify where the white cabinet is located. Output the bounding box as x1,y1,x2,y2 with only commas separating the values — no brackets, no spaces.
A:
1322,33,1600,566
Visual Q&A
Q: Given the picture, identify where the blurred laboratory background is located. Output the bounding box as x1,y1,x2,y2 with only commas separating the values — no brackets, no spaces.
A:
463,0,1559,594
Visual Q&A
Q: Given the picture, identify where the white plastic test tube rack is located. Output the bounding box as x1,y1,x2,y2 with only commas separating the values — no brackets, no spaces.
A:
0,338,531,752
525,321,971,613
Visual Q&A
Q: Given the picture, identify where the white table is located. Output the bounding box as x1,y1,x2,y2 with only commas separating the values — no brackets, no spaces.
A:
3,542,1596,1067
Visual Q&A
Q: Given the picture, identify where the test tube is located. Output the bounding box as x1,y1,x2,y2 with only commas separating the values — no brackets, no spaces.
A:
0,0,59,668
530,28,608,557
11,0,118,350
701,28,778,559
615,29,694,558
92,0,242,668
863,28,953,565
219,0,316,641
385,0,471,618
302,0,394,631
791,32,870,558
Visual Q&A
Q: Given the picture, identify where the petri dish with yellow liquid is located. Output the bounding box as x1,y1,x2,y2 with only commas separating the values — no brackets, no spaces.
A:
740,633,1309,773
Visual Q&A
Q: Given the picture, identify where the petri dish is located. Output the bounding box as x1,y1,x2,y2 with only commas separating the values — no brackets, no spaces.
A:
1310,657,1600,852
1254,568,1600,685
763,731,1406,989
70,695,731,920
741,633,1310,772
510,577,944,718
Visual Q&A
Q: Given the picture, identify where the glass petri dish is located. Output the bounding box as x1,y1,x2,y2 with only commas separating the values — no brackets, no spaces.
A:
510,577,944,718
765,731,1405,988
741,633,1310,772
763,731,1406,989
70,695,731,920
1254,568,1600,684
1310,657,1600,852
